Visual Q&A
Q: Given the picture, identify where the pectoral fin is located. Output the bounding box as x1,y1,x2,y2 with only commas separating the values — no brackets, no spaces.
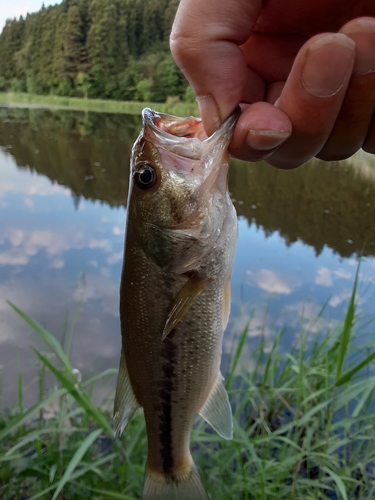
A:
198,372,233,440
113,349,140,439
222,279,231,332
161,275,209,340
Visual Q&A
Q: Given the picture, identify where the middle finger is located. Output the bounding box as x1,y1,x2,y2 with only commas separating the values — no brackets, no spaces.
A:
267,33,355,169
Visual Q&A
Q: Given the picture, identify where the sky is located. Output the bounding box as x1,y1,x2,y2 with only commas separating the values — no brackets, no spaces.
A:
0,0,62,32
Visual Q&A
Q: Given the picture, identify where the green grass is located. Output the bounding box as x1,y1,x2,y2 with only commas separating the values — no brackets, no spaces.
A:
1,274,375,499
0,92,199,117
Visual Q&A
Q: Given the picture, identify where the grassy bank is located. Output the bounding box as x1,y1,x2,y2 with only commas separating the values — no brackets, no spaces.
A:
0,92,199,117
1,277,375,499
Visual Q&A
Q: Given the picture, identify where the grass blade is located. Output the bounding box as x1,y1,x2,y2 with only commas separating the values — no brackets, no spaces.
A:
89,489,136,500
7,301,73,371
226,318,251,389
33,350,111,432
321,466,348,500
0,388,66,442
29,454,117,500
17,372,23,412
82,368,118,387
51,428,102,500
335,265,359,382
335,350,375,386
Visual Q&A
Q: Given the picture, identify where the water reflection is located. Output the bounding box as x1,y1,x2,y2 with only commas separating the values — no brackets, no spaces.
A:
0,107,374,407
2,107,374,257
230,155,375,258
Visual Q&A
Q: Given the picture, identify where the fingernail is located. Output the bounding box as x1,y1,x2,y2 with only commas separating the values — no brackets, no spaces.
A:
196,95,221,135
246,130,290,151
342,19,375,75
302,34,355,97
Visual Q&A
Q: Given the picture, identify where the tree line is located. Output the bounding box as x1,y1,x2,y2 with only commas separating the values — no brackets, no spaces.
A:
0,0,194,103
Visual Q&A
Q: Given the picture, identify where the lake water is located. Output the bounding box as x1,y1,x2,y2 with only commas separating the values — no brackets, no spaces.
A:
0,106,374,408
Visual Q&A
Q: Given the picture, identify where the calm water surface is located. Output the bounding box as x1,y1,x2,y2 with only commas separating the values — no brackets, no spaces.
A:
0,107,374,408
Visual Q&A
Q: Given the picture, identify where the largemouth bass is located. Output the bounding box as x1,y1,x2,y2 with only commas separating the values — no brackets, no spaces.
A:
113,107,240,500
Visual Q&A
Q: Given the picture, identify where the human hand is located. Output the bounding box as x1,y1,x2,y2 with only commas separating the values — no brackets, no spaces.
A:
170,1,375,169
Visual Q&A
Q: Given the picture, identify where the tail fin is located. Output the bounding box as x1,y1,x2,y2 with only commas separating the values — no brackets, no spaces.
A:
142,463,209,500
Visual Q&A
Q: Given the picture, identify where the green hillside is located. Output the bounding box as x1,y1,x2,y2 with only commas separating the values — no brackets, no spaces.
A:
0,0,191,103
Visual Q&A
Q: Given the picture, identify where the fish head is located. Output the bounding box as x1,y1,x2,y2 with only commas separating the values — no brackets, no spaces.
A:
127,107,240,269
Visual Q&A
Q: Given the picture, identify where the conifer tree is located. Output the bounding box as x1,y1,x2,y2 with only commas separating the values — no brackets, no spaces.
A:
53,12,68,93
86,0,117,97
0,18,25,82
64,4,86,85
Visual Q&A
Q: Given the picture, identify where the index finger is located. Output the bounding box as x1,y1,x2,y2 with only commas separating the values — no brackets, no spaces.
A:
170,0,263,135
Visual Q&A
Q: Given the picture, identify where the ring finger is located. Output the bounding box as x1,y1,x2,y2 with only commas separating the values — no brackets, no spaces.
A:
267,33,355,169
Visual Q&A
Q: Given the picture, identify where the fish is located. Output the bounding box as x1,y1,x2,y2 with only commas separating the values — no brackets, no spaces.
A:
113,106,240,500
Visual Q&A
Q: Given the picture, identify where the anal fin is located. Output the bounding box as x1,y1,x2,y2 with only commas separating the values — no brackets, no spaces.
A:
199,372,233,440
112,349,140,439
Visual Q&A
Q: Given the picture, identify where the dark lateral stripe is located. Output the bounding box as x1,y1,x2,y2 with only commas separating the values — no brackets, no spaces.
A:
158,335,177,474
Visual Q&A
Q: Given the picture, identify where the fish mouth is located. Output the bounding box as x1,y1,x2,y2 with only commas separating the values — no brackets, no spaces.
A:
142,107,240,161
144,109,207,140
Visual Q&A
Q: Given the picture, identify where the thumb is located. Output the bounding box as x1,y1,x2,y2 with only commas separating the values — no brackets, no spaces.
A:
170,0,262,135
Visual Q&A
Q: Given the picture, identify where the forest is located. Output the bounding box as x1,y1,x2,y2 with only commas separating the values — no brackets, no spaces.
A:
0,0,193,103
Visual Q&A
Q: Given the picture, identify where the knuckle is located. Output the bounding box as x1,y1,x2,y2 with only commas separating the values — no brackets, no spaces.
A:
169,31,193,57
169,32,206,70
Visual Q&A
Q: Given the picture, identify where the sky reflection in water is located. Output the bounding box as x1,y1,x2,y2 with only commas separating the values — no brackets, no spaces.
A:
0,107,374,408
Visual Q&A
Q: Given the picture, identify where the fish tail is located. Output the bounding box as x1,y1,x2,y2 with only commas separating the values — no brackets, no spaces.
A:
142,462,209,500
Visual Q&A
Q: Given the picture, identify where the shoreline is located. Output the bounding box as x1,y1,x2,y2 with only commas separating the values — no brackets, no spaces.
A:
0,92,199,116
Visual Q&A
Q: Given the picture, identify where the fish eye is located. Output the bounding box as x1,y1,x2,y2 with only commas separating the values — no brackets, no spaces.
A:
134,163,157,190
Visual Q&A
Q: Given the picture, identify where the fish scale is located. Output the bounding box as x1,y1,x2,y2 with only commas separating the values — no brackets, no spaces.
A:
113,107,240,500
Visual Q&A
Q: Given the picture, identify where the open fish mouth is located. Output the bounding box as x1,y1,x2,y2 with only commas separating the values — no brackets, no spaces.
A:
142,107,241,161
144,108,207,140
